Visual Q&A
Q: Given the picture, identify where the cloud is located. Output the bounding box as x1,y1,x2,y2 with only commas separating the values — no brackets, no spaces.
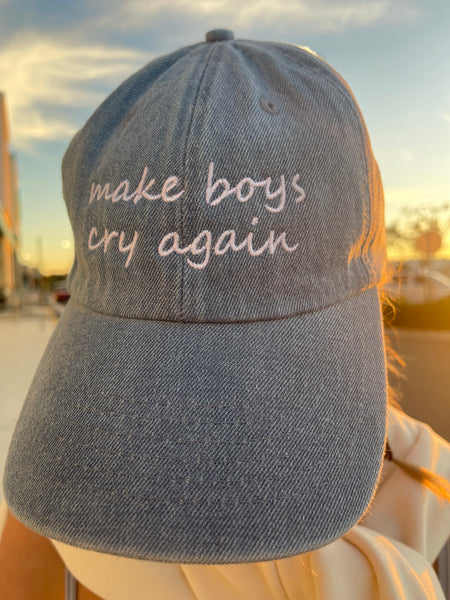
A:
0,0,423,150
97,0,422,34
0,32,149,150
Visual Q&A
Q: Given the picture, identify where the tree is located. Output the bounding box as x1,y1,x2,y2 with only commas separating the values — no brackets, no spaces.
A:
386,202,449,259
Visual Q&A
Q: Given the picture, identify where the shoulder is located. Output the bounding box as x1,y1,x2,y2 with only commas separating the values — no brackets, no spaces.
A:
387,405,449,459
360,406,450,564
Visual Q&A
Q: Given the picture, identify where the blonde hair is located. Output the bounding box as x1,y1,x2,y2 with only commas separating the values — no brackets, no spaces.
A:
379,265,450,502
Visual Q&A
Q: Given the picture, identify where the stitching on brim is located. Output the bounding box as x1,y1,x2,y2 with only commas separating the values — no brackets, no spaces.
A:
49,452,320,483
48,436,307,466
46,478,330,506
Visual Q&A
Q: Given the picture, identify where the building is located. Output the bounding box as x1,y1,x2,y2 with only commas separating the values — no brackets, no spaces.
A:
0,92,21,307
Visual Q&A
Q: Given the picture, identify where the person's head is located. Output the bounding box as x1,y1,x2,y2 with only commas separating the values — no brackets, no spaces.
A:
4,30,392,564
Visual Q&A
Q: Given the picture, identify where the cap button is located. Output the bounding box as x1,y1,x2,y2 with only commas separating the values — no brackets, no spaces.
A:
205,29,234,43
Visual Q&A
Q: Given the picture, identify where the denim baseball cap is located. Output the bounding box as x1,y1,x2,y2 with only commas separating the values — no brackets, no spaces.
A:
4,30,388,564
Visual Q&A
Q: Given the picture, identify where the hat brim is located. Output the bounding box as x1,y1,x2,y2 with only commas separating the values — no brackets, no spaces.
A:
4,286,387,564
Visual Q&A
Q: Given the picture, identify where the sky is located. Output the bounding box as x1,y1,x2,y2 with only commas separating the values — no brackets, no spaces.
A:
0,0,449,275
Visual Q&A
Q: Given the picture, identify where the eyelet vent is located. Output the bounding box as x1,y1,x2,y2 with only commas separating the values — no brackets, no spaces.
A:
259,97,279,114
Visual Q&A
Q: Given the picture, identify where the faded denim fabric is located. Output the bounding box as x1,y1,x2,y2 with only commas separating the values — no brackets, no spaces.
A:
3,32,388,563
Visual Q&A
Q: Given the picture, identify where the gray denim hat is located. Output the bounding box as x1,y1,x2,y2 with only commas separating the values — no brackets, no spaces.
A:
4,30,388,564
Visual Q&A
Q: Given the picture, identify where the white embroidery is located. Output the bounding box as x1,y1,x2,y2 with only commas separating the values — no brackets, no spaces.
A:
235,177,264,202
87,162,305,270
111,180,131,203
269,232,298,254
88,227,138,268
188,230,212,270
292,174,306,203
206,162,304,213
264,176,285,213
103,230,119,251
214,230,248,255
159,232,192,256
133,167,160,203
161,176,184,203
89,163,304,209
157,217,298,270
248,233,270,256
89,183,112,204
88,227,103,250
118,230,139,267
89,167,184,206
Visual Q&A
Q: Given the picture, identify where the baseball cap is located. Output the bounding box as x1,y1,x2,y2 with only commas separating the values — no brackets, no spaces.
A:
3,29,388,564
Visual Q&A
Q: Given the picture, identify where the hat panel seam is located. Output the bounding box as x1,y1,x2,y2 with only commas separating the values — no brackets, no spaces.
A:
179,43,218,321
273,45,363,125
273,45,374,281
64,45,211,318
232,41,377,283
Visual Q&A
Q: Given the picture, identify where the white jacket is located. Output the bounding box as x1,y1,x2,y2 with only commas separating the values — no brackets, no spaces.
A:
2,406,449,599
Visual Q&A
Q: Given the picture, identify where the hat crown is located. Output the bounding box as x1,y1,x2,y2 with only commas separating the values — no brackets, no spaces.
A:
62,38,386,322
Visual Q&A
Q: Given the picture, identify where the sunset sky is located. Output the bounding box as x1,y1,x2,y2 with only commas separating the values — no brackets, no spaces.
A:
0,0,449,274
